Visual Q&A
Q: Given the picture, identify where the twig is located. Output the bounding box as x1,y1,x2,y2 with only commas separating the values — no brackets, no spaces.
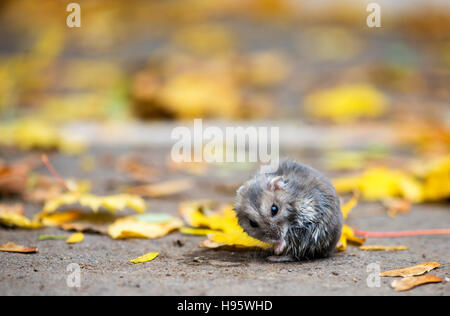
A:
41,154,71,192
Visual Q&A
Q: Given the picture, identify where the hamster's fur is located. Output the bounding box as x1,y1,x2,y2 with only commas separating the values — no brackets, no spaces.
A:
235,158,343,262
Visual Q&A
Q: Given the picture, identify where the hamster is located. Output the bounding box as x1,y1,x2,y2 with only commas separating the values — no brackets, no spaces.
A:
235,158,343,262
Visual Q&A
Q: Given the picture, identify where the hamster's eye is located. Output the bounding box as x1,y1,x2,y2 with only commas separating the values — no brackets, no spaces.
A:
249,219,259,228
271,204,279,217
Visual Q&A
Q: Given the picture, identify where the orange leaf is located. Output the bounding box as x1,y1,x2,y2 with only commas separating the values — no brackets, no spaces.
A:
380,262,440,277
0,242,37,253
391,275,443,291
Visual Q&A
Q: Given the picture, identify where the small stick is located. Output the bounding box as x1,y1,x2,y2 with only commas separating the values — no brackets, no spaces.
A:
41,154,71,192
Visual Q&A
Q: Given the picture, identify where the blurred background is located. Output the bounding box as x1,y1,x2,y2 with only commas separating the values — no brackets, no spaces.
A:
0,0,449,197
0,0,448,123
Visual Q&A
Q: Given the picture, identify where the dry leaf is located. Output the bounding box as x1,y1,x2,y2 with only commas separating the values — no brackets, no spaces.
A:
359,245,408,251
108,215,183,239
0,119,85,153
380,262,440,277
0,160,30,194
66,232,84,244
208,231,272,249
420,155,450,201
391,275,443,291
40,211,84,226
42,193,146,214
127,178,193,198
304,84,388,123
0,242,37,253
0,203,24,215
0,211,42,229
129,252,159,264
117,156,159,182
181,203,272,249
333,167,423,203
25,176,91,203
384,198,411,218
341,191,359,220
41,211,117,235
337,225,366,252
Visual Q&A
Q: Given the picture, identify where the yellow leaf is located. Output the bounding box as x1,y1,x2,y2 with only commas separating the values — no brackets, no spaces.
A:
66,232,84,244
42,193,146,215
0,119,86,154
0,242,37,253
0,212,42,229
108,216,183,239
359,245,408,251
337,225,366,252
333,167,423,202
208,231,272,249
173,23,235,56
180,202,272,249
380,262,440,277
420,155,450,201
40,211,84,226
390,275,443,292
341,191,359,220
304,84,388,123
129,252,159,264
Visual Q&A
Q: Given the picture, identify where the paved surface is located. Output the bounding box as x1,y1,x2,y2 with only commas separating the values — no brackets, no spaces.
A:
0,144,449,296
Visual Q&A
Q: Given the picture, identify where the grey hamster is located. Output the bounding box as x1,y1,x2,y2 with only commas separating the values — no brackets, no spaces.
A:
235,158,343,262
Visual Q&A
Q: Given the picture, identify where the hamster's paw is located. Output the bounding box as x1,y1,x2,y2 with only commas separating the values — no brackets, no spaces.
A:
266,255,295,263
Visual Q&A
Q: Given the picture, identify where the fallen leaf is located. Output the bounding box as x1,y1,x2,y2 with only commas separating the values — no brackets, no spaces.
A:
0,160,31,194
384,198,411,218
127,178,193,198
38,235,68,241
0,119,85,153
341,191,359,220
41,211,116,235
108,215,183,239
129,252,159,264
42,193,146,214
420,155,450,201
0,211,42,229
66,232,84,244
359,245,408,251
380,262,440,277
172,23,235,56
207,231,272,249
0,242,37,253
116,156,159,182
40,211,84,226
24,176,91,203
181,203,272,249
390,274,443,291
336,225,366,252
304,84,388,123
0,203,24,215
333,167,423,202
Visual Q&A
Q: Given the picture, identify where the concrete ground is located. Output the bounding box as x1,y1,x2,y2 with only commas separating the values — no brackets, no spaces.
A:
0,136,449,296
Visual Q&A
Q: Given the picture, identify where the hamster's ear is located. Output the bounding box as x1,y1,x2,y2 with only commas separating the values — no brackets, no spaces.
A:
236,185,245,196
269,176,286,191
